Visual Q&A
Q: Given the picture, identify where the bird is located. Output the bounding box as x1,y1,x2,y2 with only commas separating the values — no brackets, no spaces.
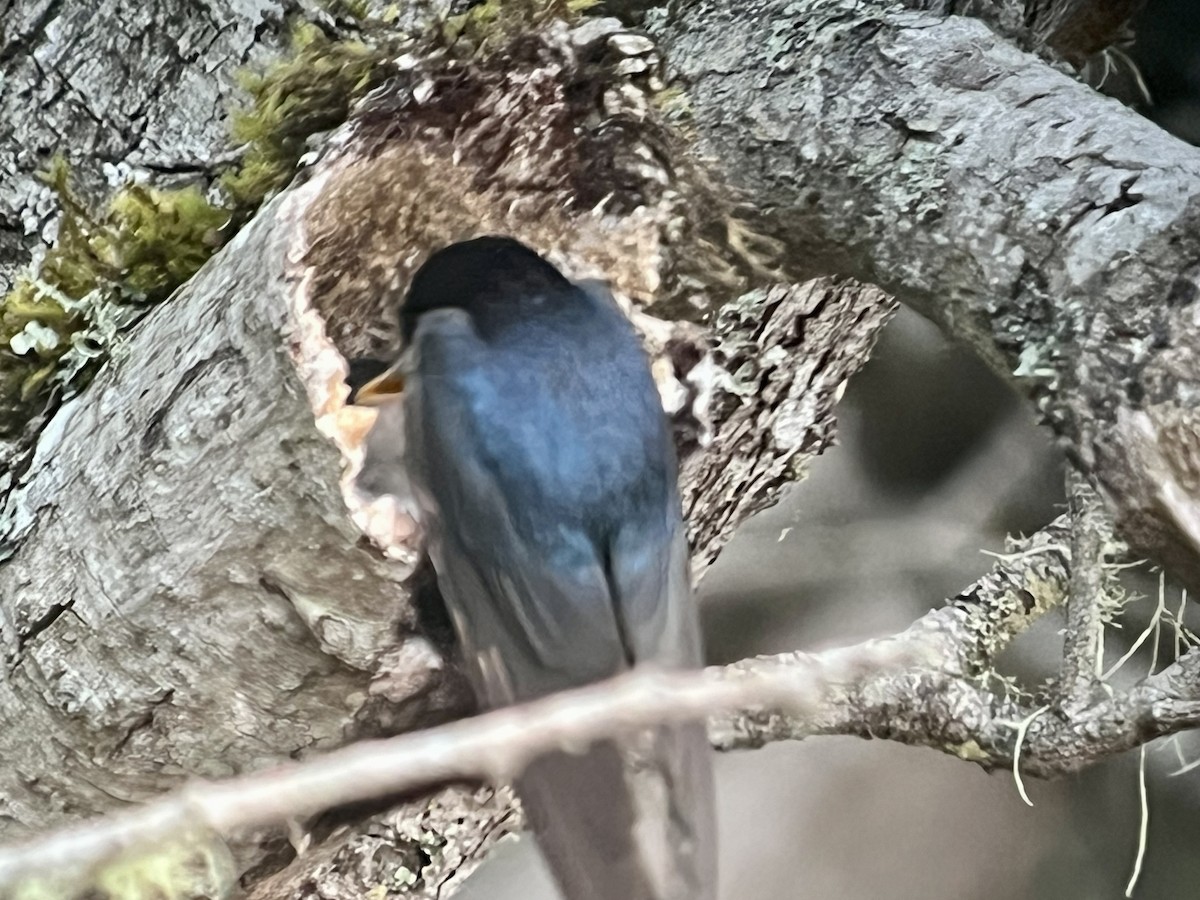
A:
347,236,716,900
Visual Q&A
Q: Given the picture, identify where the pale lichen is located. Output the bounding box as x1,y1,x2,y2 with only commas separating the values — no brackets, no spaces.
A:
0,158,227,434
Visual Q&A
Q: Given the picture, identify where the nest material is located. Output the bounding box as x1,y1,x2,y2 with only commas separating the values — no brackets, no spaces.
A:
298,15,773,364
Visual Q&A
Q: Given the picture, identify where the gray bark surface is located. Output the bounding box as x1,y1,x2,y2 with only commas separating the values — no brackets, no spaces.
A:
0,0,1196,896
0,0,283,295
653,0,1200,587
0,187,421,853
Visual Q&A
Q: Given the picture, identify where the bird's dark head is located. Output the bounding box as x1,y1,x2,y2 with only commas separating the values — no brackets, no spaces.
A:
399,236,573,343
347,237,572,407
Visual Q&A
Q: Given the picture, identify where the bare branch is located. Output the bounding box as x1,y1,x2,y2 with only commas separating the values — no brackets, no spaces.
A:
714,523,1200,778
8,518,1200,893
653,0,1200,589
0,640,917,893
777,646,1200,778
681,281,897,570
1059,473,1109,713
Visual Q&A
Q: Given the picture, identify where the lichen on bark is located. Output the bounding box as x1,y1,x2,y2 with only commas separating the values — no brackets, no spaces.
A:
0,159,228,435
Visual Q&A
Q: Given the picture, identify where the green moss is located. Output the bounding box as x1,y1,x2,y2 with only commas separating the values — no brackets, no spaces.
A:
218,0,603,209
441,0,600,54
950,739,991,762
7,827,236,900
105,185,228,299
652,85,694,138
3,0,608,434
0,157,228,433
30,156,120,296
220,21,389,210
2,16,402,433
321,0,371,20
2,18,397,434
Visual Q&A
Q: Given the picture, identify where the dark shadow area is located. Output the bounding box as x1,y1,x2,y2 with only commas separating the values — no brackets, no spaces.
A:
1132,0,1200,145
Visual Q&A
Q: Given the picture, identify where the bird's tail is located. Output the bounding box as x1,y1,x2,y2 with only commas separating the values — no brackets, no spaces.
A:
517,722,716,900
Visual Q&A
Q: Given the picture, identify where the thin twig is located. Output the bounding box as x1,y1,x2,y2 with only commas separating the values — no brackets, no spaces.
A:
0,639,916,887
1060,473,1108,713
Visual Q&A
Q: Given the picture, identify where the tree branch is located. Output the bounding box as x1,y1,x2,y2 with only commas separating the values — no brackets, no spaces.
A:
0,641,917,893
905,0,1146,65
4,517,1200,894
652,0,1200,590
1059,473,1109,713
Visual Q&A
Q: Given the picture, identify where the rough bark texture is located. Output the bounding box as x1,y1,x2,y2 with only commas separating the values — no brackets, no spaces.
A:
0,0,1196,897
681,282,895,570
0,188,441,864
0,0,450,449
0,0,280,486
653,0,1200,589
0,9,892,891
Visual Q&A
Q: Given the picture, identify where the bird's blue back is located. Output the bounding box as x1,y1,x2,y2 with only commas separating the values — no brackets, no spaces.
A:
401,239,690,678
396,238,715,900
452,291,675,550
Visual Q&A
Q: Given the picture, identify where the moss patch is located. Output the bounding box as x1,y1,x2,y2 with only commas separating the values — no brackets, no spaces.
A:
0,158,228,434
221,21,392,211
321,0,371,20
0,16,399,434
0,14,412,434
1,0,614,436
105,184,228,299
6,826,236,900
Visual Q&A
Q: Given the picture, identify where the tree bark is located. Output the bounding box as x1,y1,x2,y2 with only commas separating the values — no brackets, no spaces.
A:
1,0,1196,897
651,0,1200,588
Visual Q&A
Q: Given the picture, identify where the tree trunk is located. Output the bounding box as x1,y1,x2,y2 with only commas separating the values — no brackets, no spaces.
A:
1,0,1195,896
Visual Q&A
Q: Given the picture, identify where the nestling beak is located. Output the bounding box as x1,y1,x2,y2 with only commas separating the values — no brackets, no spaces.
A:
345,357,406,406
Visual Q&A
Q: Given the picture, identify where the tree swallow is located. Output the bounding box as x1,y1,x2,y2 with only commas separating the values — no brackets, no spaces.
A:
349,236,716,900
